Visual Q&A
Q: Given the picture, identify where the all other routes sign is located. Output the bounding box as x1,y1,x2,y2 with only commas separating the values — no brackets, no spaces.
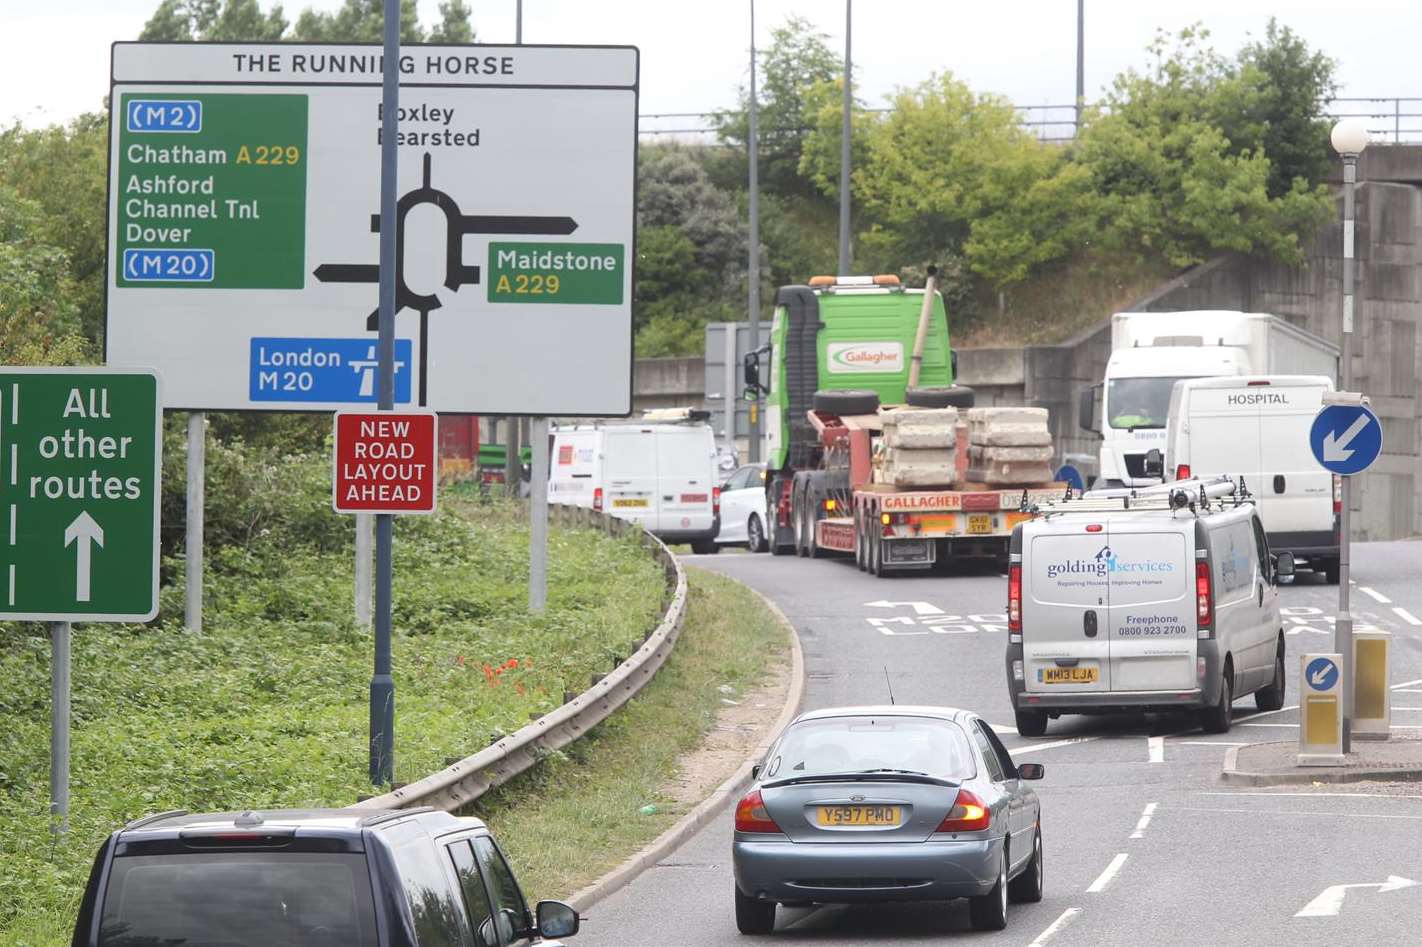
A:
1310,403,1383,475
0,369,162,622
333,411,437,514
106,43,638,416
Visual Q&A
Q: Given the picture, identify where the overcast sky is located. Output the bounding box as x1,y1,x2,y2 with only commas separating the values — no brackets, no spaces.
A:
4,0,1420,132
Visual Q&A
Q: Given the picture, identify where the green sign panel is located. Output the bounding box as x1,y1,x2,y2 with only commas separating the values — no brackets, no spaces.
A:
115,92,309,289
487,242,625,305
0,369,162,622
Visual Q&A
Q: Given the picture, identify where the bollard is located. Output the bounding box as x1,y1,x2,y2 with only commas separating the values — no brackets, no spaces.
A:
1298,653,1345,766
1352,629,1391,741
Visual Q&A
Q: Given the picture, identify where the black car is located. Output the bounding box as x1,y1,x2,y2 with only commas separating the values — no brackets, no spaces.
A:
71,807,580,947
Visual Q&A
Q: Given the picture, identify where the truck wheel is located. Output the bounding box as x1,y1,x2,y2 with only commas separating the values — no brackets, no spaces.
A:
1323,558,1340,585
870,530,885,577
855,515,867,571
1014,709,1048,738
813,389,880,416
905,385,976,409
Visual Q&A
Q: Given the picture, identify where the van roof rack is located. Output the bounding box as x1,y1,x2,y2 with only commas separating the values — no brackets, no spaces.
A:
1022,475,1253,517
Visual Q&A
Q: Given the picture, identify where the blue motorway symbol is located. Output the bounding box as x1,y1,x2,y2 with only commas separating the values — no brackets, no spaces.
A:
1305,656,1339,692
123,248,214,282
1309,404,1383,475
125,99,202,134
249,338,413,404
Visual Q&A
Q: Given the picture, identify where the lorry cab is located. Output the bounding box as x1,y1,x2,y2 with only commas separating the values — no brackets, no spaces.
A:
1165,375,1339,582
1006,478,1289,737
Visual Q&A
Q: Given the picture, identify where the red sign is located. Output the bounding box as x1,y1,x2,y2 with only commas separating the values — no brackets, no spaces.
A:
333,410,438,514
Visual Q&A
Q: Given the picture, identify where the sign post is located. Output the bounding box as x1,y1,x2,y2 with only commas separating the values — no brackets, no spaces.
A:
1298,653,1345,765
1310,397,1382,753
0,368,162,831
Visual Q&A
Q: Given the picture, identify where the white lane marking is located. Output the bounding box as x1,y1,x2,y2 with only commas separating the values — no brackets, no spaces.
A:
1202,791,1422,800
1234,703,1298,722
1393,607,1422,626
1360,586,1392,604
8,444,14,486
1008,736,1095,757
1394,678,1422,689
1175,805,1422,822
1129,802,1157,839
1394,689,1422,694
1087,853,1128,893
9,383,15,424
7,504,13,545
1175,741,1249,746
1147,736,1164,763
1241,722,1422,729
1026,907,1082,946
1296,876,1419,918
6,564,12,606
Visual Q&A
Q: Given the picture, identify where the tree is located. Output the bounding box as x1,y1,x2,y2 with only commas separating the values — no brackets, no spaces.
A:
713,15,844,197
140,0,471,44
0,187,91,366
140,0,287,41
292,0,423,43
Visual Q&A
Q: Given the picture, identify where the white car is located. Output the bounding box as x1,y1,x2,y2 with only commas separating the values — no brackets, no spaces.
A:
715,464,768,552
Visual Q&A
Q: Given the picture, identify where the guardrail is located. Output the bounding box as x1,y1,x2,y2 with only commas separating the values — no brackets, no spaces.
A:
353,503,687,812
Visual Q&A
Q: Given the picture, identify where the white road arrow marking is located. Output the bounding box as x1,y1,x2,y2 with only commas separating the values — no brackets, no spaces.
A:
1322,414,1372,463
64,511,104,603
1296,876,1419,917
864,599,944,615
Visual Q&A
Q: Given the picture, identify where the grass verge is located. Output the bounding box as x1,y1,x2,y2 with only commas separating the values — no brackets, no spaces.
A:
471,568,789,903
0,464,663,944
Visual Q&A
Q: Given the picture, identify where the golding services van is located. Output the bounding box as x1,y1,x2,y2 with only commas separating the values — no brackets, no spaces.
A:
549,415,720,551
1005,478,1291,737
1165,375,1339,582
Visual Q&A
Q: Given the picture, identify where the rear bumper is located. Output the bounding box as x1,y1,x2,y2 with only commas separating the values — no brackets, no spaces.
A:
1266,529,1338,558
733,836,1002,904
1005,640,1223,713
654,518,719,544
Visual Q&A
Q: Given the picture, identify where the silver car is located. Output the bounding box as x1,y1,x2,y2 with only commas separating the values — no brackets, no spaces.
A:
732,706,1044,934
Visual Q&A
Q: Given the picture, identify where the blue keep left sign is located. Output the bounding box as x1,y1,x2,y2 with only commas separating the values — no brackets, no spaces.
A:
1310,404,1382,476
1305,656,1339,692
249,338,413,404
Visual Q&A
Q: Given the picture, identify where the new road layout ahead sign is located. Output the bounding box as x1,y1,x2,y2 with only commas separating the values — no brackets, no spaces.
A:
105,43,638,416
0,369,161,622
333,411,437,514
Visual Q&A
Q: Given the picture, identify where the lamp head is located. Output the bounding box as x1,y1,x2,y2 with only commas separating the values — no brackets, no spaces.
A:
1331,118,1369,156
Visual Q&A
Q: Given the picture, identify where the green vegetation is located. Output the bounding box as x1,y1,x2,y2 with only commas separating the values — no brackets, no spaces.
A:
475,569,788,902
0,446,665,943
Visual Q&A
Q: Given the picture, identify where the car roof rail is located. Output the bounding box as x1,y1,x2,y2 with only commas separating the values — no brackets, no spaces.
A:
123,809,189,830
358,806,437,827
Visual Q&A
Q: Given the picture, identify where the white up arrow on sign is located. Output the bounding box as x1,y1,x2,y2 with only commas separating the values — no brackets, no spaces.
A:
1322,414,1373,463
865,600,945,616
1295,875,1418,917
64,511,104,602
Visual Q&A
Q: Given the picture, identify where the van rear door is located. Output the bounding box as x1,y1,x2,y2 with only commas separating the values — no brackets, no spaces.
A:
1253,381,1330,537
654,427,715,534
1023,524,1112,694
601,428,657,529
1105,521,1195,692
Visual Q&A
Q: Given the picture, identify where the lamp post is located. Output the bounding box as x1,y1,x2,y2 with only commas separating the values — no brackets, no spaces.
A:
1330,116,1368,753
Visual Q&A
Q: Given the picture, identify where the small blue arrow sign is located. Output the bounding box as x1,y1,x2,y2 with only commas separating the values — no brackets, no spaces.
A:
1306,656,1340,692
1310,404,1382,475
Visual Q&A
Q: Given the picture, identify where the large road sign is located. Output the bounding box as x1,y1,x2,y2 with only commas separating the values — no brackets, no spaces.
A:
1310,403,1382,475
106,43,638,416
0,369,162,622
333,411,437,514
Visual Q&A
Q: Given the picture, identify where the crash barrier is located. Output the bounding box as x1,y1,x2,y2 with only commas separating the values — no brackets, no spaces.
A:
354,503,687,812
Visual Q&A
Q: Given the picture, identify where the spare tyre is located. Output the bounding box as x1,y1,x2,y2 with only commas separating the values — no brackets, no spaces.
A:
906,385,976,409
813,389,881,416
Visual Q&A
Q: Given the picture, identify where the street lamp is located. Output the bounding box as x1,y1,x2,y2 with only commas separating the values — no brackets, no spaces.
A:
1330,117,1368,753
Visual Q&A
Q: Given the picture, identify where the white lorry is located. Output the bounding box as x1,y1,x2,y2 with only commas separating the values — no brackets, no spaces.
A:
1078,311,1338,488
1164,375,1339,582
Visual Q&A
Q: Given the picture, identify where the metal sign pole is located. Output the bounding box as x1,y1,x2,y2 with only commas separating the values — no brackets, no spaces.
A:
529,418,549,613
185,411,204,632
370,0,400,786
747,0,761,463
1337,152,1358,753
50,621,71,835
836,0,852,276
355,512,373,628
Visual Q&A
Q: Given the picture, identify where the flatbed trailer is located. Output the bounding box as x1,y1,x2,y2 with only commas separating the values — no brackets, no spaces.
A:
789,406,1061,575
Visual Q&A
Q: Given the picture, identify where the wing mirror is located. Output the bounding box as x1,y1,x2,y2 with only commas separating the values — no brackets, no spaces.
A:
751,764,761,780
1273,552,1295,581
1077,385,1101,433
536,900,580,939
1016,762,1045,780
1143,449,1164,479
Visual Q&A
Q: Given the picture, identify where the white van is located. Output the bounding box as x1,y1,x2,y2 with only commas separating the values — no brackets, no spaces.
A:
1005,479,1291,737
1165,375,1339,582
549,420,720,551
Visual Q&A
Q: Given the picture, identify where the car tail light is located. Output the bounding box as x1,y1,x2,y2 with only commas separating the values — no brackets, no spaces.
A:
824,497,837,512
1176,464,1191,481
1333,475,1342,514
1196,561,1213,636
734,789,781,833
712,487,721,516
936,789,990,833
880,512,892,526
1085,523,1102,533
1007,564,1022,639
593,487,603,512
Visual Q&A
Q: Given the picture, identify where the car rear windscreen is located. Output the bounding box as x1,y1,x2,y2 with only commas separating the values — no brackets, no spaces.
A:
762,716,975,781
98,852,378,947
